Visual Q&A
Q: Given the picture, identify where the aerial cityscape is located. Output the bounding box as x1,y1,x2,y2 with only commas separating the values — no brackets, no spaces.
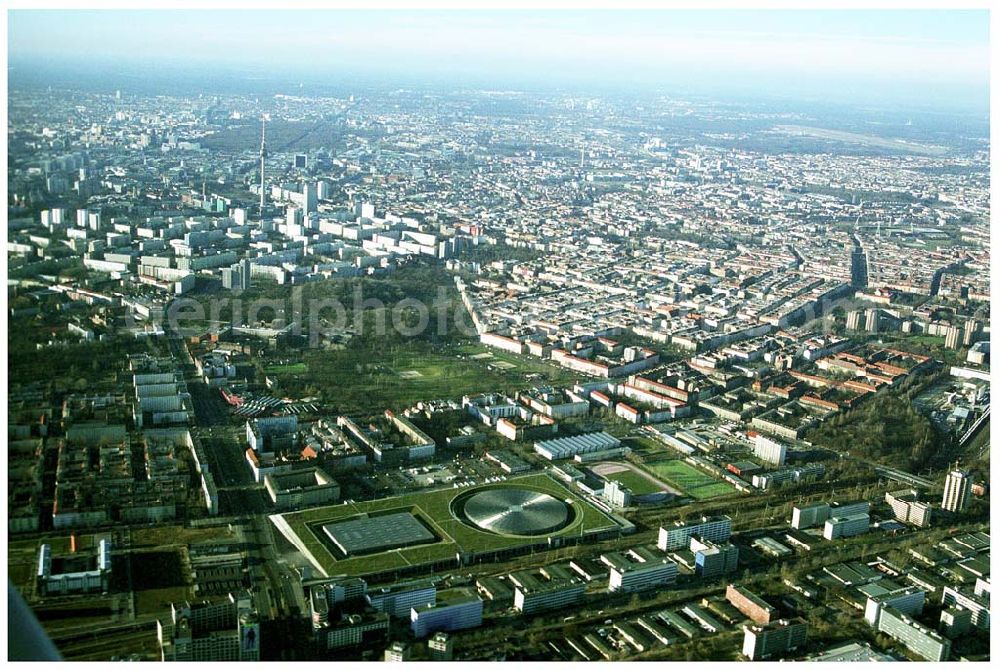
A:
5,6,992,664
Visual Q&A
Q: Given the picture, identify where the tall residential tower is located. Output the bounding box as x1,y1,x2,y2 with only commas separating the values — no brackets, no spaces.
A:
942,470,971,513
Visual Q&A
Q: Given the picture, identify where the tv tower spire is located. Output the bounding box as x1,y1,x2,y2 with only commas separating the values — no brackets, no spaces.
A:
259,115,268,214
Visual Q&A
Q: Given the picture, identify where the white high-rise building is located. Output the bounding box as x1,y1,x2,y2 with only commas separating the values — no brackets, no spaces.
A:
753,434,787,466
941,585,990,630
942,470,971,513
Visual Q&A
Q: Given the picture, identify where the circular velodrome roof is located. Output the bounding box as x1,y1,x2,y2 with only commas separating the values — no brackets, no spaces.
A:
462,488,570,536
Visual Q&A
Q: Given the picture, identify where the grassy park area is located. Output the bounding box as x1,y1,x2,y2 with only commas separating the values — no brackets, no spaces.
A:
455,343,582,382
290,339,583,415
265,362,309,375
621,435,674,456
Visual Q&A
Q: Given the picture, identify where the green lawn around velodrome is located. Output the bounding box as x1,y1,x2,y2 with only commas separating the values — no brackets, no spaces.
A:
275,472,622,576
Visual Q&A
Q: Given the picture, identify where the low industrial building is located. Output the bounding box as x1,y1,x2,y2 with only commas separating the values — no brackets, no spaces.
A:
804,641,896,662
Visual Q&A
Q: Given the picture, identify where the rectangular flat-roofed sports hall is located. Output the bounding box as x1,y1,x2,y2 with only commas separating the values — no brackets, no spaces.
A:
322,511,435,556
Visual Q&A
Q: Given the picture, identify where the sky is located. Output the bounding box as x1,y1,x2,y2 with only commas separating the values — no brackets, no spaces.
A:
7,9,991,111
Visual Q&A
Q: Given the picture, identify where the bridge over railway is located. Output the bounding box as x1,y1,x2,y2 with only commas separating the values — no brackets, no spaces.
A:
872,465,935,489
959,406,990,449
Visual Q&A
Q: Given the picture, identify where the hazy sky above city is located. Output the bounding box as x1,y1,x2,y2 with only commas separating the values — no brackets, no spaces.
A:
8,10,990,111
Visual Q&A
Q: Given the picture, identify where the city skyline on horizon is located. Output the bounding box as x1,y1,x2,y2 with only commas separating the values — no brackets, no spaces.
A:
4,3,992,664
7,8,991,113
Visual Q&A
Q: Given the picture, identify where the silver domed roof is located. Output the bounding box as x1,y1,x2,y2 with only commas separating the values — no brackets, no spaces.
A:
463,488,569,536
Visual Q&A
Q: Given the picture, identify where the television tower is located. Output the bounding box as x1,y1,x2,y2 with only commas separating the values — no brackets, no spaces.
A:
259,115,268,214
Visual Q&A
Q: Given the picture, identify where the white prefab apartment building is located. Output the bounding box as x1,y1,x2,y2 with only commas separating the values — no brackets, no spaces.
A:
742,618,808,660
791,502,831,530
941,586,990,630
752,434,787,466
823,513,870,540
513,581,586,615
410,591,484,638
367,581,437,619
610,561,678,593
658,515,732,551
864,586,926,625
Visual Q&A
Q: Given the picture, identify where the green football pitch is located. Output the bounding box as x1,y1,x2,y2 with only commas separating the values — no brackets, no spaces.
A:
642,460,736,500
